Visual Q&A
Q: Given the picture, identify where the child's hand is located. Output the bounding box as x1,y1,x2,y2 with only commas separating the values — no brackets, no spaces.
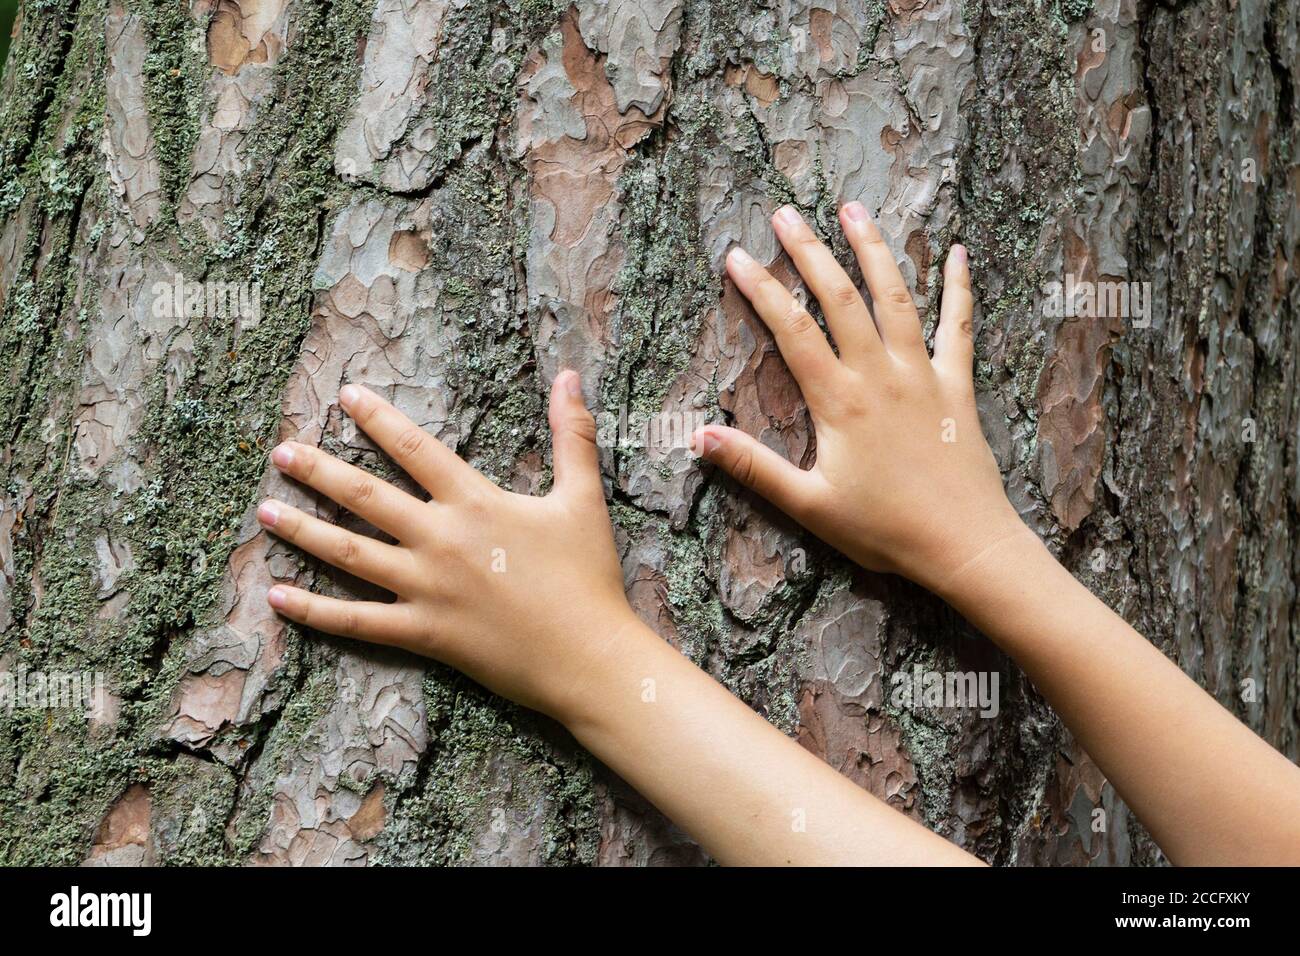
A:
695,203,1026,595
257,373,637,724
256,364,982,866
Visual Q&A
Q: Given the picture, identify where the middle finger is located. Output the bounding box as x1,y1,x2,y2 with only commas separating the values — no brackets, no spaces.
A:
770,205,880,364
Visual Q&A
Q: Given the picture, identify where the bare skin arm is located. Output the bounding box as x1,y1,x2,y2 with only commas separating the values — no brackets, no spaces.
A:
936,535,1300,865
257,375,976,865
696,202,1300,866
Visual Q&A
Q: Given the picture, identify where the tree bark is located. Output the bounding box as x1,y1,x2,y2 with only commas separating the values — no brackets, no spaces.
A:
0,0,1296,865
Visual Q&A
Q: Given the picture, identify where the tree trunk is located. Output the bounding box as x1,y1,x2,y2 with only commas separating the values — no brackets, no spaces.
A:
0,0,1296,866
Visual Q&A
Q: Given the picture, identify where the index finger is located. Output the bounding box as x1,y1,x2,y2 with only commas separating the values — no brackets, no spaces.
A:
725,246,839,398
338,385,485,500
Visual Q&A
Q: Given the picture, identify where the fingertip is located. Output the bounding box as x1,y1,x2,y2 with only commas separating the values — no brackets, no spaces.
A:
549,375,602,498
944,245,973,296
840,204,884,244
548,372,591,435
267,585,289,610
773,204,802,228
726,245,754,272
257,500,282,528
691,426,722,458
270,443,294,470
556,369,582,400
840,201,868,223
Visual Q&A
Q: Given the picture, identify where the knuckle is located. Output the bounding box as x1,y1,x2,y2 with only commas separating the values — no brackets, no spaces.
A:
350,394,381,429
783,302,819,337
830,384,870,419
277,507,302,539
341,607,360,637
880,378,907,404
394,427,427,460
333,535,360,569
883,285,915,309
827,282,861,309
295,445,318,481
756,274,785,300
732,445,759,488
403,604,433,649
794,228,823,248
347,475,376,508
566,411,598,445
455,488,493,529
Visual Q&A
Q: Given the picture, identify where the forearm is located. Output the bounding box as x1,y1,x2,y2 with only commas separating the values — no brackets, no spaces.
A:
562,618,980,866
936,528,1300,865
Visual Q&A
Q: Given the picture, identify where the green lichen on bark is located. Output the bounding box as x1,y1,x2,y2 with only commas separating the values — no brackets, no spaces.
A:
0,0,113,864
0,0,377,863
2,0,1297,867
130,0,205,217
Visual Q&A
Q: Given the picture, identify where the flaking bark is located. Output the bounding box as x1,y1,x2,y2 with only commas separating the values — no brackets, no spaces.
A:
0,0,1296,865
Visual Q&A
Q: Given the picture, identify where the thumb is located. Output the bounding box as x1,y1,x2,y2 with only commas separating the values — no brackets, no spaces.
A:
932,243,975,387
692,425,811,518
548,370,603,501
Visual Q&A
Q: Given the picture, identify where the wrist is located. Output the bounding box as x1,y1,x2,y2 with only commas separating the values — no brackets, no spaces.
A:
897,499,1028,594
927,519,1060,645
546,608,662,733
927,512,1049,608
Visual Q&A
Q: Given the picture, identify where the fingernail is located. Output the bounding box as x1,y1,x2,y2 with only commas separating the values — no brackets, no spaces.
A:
775,205,802,226
267,585,288,610
271,443,294,469
727,246,754,268
841,201,868,222
562,370,582,398
339,384,360,409
950,244,968,266
257,500,282,527
691,428,720,457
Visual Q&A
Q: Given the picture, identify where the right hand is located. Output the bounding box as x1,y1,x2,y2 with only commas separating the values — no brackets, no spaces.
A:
694,202,1028,595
